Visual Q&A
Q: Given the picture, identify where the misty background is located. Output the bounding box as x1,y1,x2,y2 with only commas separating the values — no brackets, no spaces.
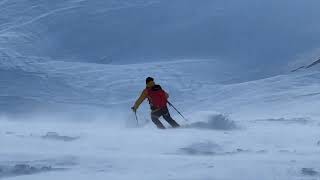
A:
1,1,320,179
1,0,320,67
1,0,320,117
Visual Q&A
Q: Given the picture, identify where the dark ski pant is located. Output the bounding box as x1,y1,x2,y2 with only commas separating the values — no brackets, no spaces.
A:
151,107,180,129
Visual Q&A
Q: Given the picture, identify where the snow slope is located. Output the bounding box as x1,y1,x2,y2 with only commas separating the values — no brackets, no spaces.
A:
2,50,320,120
0,50,266,118
1,0,320,72
1,0,320,180
1,53,320,180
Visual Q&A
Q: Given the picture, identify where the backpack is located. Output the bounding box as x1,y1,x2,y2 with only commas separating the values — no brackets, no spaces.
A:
147,85,168,109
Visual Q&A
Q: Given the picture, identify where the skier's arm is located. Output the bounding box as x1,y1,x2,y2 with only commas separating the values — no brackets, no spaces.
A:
133,89,147,110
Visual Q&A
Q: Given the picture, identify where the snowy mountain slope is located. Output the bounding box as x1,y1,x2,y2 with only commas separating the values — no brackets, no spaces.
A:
2,57,320,180
1,0,320,179
291,57,320,72
192,71,320,120
1,50,320,121
0,54,248,117
1,68,320,180
1,0,320,73
1,41,277,116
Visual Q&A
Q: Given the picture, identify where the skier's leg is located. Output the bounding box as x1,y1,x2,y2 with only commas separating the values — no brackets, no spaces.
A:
151,111,165,129
162,108,180,128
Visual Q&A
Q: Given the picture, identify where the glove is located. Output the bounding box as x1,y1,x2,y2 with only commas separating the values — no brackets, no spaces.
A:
131,106,137,112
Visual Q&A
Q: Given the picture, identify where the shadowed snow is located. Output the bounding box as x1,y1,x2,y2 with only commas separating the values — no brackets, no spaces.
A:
254,117,312,125
0,164,54,178
187,114,237,130
301,168,319,176
179,141,223,155
42,132,80,142
0,157,77,178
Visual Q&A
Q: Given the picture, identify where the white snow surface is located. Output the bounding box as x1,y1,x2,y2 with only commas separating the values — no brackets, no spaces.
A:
1,54,320,180
1,1,320,180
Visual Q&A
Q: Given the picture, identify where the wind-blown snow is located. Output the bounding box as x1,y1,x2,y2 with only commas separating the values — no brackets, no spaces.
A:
1,1,320,180
1,54,320,179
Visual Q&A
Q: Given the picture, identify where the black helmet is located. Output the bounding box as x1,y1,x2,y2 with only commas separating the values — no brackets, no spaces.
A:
146,77,154,84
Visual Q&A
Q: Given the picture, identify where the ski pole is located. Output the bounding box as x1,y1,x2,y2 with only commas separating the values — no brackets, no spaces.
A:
167,101,188,121
134,112,139,126
132,107,139,126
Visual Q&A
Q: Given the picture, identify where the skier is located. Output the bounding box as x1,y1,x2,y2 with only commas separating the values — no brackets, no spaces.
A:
131,77,180,129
